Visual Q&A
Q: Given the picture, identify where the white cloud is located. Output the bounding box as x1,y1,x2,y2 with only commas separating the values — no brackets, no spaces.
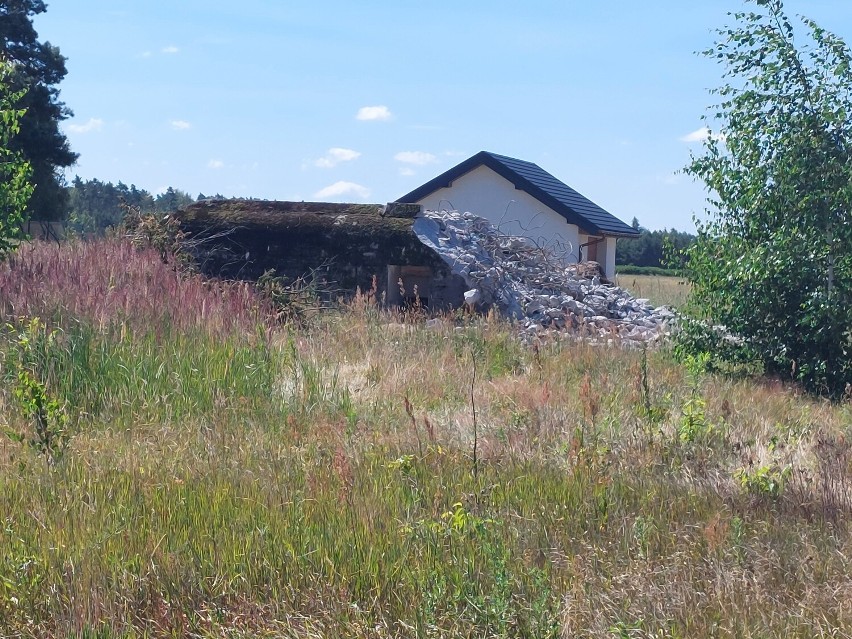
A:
68,118,104,134
139,51,152,59
394,151,437,166
680,127,726,143
680,127,709,143
208,159,224,169
170,120,191,130
314,181,371,200
399,167,416,177
314,147,361,168
356,105,392,121
162,45,180,54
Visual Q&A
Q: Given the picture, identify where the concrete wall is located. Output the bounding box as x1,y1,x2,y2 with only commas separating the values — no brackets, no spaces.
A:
414,165,581,263
386,264,468,311
178,201,468,310
601,237,616,280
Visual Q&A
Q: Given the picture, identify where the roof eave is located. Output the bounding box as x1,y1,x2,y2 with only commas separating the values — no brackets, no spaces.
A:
603,229,643,238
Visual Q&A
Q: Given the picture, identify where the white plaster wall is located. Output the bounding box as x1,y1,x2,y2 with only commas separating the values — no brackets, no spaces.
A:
414,165,581,262
600,237,617,280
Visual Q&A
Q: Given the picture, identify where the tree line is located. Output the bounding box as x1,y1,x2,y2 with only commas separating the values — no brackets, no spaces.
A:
616,218,695,269
66,177,207,235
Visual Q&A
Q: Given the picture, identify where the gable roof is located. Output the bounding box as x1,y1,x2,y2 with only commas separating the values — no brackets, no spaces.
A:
397,151,640,238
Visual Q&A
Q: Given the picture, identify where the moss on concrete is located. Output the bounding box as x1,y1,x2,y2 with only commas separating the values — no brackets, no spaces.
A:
174,199,452,298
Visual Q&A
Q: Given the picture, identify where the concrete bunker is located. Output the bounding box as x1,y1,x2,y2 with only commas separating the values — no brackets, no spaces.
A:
175,199,467,311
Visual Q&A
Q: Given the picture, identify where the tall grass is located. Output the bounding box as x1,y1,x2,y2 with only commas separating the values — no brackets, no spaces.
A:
0,238,272,336
0,238,851,637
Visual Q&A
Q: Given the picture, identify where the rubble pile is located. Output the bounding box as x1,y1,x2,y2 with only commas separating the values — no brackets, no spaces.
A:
412,210,675,345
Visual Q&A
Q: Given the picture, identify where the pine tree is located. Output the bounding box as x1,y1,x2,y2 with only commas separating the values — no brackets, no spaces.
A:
0,0,76,221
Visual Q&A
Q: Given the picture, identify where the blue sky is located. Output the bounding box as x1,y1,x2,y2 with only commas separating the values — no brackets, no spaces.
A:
35,1,852,231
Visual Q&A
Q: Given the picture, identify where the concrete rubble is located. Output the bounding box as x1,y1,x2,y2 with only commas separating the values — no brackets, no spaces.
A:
412,210,675,346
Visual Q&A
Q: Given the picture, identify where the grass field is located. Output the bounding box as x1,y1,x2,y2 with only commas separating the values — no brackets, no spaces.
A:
1,239,851,638
613,274,691,308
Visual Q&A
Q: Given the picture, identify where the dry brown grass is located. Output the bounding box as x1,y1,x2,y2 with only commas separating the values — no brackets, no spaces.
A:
615,273,691,308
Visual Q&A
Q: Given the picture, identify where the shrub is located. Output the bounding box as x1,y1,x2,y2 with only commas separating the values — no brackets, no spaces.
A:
681,0,852,397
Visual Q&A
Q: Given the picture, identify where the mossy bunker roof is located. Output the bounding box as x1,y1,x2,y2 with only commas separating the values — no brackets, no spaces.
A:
174,199,446,289
177,199,419,235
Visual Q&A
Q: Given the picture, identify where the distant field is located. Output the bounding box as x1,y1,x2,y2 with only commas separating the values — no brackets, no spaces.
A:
614,273,691,308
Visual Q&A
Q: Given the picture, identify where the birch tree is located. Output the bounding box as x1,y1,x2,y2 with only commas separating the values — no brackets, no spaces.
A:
682,0,852,396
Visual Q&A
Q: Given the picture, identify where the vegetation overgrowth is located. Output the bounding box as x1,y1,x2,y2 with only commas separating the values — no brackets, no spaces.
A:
0,237,851,638
681,0,852,397
0,61,33,260
0,0,77,223
66,178,197,236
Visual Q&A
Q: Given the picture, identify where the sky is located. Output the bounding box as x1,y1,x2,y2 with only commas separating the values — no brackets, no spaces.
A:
34,0,852,231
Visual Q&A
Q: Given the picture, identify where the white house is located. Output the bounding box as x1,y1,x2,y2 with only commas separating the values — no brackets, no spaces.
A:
396,151,639,279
